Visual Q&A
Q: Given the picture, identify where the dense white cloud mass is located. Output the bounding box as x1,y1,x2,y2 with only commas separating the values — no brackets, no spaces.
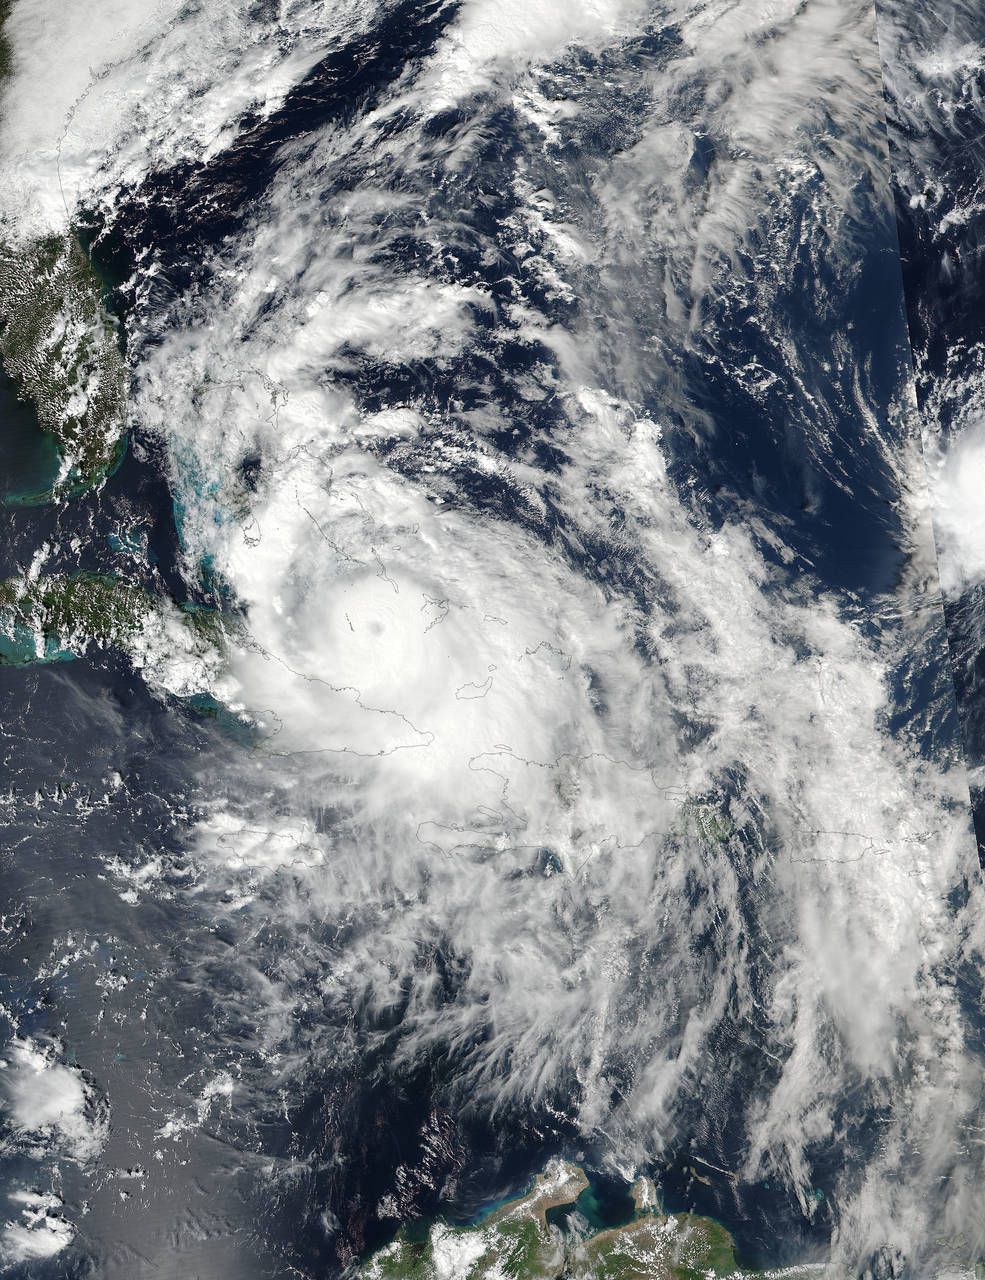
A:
0,0,380,235
0,1038,107,1266
927,423,985,594
2,0,984,1273
0,1037,107,1163
0,1191,74,1265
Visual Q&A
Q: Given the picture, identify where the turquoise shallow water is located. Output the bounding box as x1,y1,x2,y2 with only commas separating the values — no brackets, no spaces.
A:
467,1166,637,1235
468,1176,538,1228
0,624,74,665
545,1172,637,1235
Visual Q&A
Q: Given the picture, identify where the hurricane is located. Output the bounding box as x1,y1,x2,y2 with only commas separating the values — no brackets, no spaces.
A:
2,0,985,1276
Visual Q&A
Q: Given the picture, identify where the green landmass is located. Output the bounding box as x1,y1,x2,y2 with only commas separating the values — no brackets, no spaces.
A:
0,4,126,501
681,798,734,846
0,231,127,498
0,571,224,666
356,1161,825,1280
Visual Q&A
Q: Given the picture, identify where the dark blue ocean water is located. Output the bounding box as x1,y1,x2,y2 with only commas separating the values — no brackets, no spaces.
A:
0,5,969,1276
883,0,985,856
0,365,61,505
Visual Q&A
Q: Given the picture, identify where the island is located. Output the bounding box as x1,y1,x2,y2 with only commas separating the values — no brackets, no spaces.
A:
0,571,226,685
